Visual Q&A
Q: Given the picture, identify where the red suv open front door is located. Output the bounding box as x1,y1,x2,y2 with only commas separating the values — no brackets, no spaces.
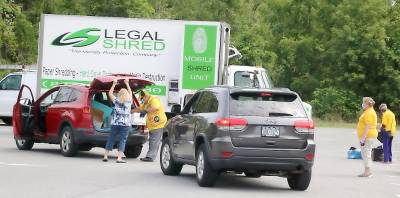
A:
13,84,35,138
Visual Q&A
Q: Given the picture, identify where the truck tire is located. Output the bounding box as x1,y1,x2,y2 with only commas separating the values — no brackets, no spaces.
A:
287,170,312,191
79,144,93,151
244,171,262,178
124,145,142,158
2,118,12,125
15,138,34,150
196,144,218,187
60,125,78,157
160,138,183,175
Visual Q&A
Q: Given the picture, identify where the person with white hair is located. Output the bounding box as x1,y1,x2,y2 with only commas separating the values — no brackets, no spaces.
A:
103,79,133,163
379,103,396,164
356,97,378,177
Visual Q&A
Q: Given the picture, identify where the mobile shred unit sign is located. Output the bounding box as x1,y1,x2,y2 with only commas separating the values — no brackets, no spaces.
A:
38,14,223,109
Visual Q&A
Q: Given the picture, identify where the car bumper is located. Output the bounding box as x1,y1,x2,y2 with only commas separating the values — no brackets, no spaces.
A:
73,128,148,147
210,156,313,172
208,137,315,172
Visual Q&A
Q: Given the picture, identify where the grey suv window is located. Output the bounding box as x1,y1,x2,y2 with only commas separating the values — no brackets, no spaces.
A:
230,92,307,117
194,91,218,113
182,93,201,114
54,87,72,103
0,75,22,90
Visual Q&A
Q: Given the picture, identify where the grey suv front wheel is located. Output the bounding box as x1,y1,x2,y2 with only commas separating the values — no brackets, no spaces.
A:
160,139,183,175
196,144,218,187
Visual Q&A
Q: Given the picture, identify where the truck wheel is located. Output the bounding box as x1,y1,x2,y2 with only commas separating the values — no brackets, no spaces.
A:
196,144,218,187
79,144,93,151
287,170,312,191
124,145,142,158
60,126,78,157
160,138,183,175
2,118,12,125
244,171,262,178
15,138,34,150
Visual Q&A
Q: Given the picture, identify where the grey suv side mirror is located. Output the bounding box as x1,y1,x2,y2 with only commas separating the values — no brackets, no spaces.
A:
171,104,181,114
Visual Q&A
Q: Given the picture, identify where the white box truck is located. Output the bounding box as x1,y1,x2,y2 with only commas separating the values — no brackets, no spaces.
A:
36,14,274,111
1,15,278,125
1,14,313,125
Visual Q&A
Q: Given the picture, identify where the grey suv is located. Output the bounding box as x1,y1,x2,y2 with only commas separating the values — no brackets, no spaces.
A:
159,86,315,190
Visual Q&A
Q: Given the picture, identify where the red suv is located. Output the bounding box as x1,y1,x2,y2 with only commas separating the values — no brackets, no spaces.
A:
12,74,153,157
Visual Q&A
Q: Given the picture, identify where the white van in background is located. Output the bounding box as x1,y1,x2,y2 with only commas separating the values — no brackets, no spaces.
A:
0,70,37,125
226,65,273,88
225,65,312,118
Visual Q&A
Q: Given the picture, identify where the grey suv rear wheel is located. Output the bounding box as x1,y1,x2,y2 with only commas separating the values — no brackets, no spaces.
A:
160,138,183,175
287,170,312,191
196,144,218,187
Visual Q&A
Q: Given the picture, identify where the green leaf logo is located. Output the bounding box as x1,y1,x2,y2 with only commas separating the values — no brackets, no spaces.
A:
52,28,101,47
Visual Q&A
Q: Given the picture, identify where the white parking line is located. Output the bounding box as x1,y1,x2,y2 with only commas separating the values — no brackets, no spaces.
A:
0,162,47,167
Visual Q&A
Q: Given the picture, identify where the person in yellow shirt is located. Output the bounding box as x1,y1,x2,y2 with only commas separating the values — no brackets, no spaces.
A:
379,103,396,164
132,90,167,162
356,97,378,177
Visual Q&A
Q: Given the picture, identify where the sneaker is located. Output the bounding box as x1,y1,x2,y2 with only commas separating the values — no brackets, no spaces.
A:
140,157,154,162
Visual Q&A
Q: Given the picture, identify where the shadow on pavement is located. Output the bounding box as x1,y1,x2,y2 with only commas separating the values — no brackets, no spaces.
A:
153,172,290,192
33,148,104,159
3,147,104,159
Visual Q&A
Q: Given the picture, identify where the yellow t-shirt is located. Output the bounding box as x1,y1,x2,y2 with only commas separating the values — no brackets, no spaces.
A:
382,110,396,136
356,107,378,140
140,96,167,131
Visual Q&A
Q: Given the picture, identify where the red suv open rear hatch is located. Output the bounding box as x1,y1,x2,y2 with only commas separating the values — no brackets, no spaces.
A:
90,74,154,91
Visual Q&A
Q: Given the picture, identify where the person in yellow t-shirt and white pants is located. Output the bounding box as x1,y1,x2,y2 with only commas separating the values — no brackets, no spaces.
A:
356,97,378,177
132,90,167,162
379,103,396,164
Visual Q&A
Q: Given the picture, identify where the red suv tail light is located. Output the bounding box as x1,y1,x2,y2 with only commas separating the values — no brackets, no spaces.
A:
294,120,315,133
216,118,248,131
82,107,91,114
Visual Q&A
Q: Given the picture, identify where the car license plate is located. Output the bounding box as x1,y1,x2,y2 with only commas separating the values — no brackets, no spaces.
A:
261,126,280,137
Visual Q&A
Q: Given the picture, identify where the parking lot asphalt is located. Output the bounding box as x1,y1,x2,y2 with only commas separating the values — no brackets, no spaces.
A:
0,123,398,198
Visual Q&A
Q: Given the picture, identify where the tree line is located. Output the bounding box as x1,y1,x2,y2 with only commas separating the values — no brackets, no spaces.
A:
1,0,400,121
